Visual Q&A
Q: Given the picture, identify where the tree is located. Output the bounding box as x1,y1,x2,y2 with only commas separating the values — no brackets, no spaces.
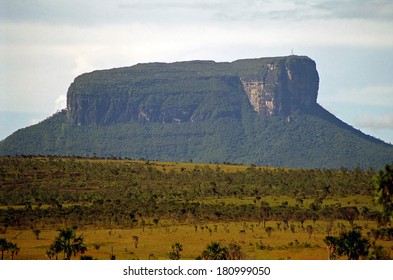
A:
294,209,309,229
306,225,313,239
337,228,370,260
0,238,9,260
323,236,339,260
168,242,183,260
324,227,370,260
200,242,229,260
132,236,139,249
49,227,87,260
227,242,244,260
259,203,271,228
0,238,19,260
265,226,273,237
340,206,359,228
32,228,41,240
8,242,20,260
372,163,393,224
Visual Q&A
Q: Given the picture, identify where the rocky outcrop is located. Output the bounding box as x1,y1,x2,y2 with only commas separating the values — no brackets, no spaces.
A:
66,56,319,126
239,56,319,116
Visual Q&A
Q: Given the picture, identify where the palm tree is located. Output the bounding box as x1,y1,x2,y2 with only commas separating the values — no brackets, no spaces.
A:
32,228,41,240
49,228,87,260
323,236,339,260
337,228,370,260
324,228,370,260
169,242,183,260
201,242,229,260
0,238,9,260
132,236,139,249
8,242,20,260
0,239,19,260
265,226,273,237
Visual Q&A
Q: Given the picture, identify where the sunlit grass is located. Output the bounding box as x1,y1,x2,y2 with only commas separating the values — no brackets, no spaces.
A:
1,220,390,260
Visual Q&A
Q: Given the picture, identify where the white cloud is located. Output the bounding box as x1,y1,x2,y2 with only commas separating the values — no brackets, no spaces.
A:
321,85,393,107
29,117,44,126
54,94,66,113
354,113,393,130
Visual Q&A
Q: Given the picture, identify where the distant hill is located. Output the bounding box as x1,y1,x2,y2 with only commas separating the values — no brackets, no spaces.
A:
1,56,392,169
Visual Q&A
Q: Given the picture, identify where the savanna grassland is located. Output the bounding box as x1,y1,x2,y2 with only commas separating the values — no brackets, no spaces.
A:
0,156,391,260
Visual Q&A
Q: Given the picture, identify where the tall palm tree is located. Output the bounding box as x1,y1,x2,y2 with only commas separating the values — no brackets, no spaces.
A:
50,228,87,260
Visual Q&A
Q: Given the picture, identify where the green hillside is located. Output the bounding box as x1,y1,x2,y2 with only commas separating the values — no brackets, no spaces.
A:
1,105,392,169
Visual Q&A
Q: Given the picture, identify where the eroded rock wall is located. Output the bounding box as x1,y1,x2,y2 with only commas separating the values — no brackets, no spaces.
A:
240,56,319,116
66,56,319,126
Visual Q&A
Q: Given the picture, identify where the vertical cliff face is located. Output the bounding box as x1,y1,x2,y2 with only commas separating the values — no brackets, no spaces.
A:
66,56,319,126
240,56,319,116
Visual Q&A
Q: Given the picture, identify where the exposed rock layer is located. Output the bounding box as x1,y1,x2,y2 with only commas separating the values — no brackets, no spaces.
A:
66,56,319,125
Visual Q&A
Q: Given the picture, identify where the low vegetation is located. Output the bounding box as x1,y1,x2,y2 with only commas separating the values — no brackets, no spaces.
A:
0,156,391,259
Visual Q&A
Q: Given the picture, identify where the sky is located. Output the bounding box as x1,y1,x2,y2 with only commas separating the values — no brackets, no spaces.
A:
1,0,393,144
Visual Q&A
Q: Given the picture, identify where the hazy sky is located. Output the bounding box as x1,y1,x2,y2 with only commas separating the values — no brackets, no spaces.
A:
1,0,393,144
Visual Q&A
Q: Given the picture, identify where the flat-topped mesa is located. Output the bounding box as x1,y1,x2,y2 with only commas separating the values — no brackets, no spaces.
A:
66,56,319,125
239,56,319,116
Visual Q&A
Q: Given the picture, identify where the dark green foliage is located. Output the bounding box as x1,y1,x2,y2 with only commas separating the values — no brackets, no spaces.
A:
372,163,393,224
323,227,370,260
48,227,87,260
0,238,19,260
199,241,244,260
1,107,392,169
168,242,183,260
200,242,229,260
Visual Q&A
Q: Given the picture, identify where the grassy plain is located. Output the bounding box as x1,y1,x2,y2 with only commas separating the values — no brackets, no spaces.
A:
2,220,389,260
0,156,391,260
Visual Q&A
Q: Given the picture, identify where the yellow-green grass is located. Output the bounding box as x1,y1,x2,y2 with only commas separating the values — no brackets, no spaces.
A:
1,220,390,260
191,194,375,209
17,156,268,173
0,194,375,211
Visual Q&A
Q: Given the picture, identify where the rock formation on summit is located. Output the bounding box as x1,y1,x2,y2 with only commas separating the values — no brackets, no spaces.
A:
240,57,319,116
66,56,319,126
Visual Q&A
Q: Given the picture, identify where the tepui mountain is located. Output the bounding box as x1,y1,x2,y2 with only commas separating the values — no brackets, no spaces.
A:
1,55,392,169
